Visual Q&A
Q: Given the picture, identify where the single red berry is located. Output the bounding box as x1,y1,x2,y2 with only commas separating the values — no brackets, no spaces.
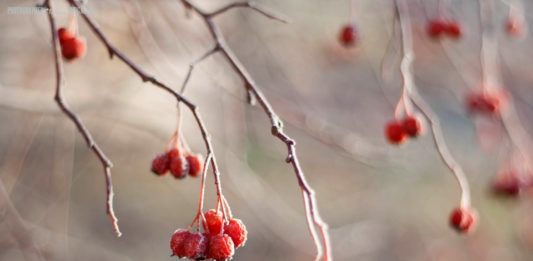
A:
170,229,191,258
57,27,75,44
402,116,422,138
339,24,357,47
151,153,169,176
385,120,407,145
506,18,525,37
466,92,503,116
204,209,224,235
427,18,447,39
207,234,235,261
445,21,463,39
61,37,86,61
449,207,477,233
168,149,188,179
224,218,247,248
183,232,208,260
492,174,521,197
187,154,204,177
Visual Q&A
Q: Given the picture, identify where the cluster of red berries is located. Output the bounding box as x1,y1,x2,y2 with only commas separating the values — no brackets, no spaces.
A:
465,90,506,116
170,209,247,260
57,27,86,61
449,207,477,234
385,115,422,145
152,148,204,179
338,24,358,47
426,18,462,40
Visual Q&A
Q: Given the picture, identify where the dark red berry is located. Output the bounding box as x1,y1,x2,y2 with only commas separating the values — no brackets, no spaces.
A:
466,91,503,116
61,37,86,61
183,232,208,260
445,21,463,39
168,149,188,179
207,234,235,261
58,27,75,44
205,209,224,235
339,24,357,47
449,207,477,233
224,218,247,248
187,154,204,177
151,153,169,176
402,116,422,138
385,120,407,145
492,174,521,197
427,18,446,39
170,229,191,258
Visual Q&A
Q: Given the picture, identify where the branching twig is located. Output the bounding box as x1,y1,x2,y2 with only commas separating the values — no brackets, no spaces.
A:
180,1,331,259
43,0,121,237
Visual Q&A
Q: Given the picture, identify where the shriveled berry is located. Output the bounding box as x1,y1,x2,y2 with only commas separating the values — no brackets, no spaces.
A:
385,120,407,145
57,27,75,44
445,21,463,39
61,37,86,61
151,153,169,176
207,234,234,261
170,229,191,258
187,154,204,177
449,207,477,233
183,232,208,260
427,18,446,39
204,209,224,235
168,149,188,179
224,218,247,248
339,24,357,47
402,116,422,138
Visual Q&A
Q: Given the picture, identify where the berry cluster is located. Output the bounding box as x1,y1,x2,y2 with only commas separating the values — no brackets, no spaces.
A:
170,209,247,260
426,18,463,40
449,207,477,234
385,115,422,145
466,90,506,117
152,148,204,179
57,27,86,61
338,24,358,47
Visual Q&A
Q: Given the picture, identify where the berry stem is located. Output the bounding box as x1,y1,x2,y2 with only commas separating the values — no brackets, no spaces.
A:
191,153,212,231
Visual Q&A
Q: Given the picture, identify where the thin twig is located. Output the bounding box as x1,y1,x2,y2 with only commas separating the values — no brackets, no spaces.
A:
180,1,331,259
44,0,121,237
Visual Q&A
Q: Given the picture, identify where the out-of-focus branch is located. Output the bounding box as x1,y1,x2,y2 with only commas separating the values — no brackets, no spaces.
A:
180,1,331,259
43,0,121,237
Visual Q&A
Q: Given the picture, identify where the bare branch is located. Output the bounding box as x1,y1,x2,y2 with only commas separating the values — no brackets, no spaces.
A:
207,1,289,24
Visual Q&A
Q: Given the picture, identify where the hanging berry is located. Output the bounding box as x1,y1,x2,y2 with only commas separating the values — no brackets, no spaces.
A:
427,18,447,39
61,37,86,61
207,234,235,261
182,232,208,260
205,209,224,235
170,229,192,258
449,207,477,233
402,116,422,138
187,154,204,177
385,120,407,145
224,218,248,248
339,24,358,47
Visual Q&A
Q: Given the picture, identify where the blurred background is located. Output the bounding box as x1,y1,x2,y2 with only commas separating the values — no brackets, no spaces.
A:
1,0,533,260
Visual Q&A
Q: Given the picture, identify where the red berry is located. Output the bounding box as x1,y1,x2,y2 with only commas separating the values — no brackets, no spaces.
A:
427,18,446,39
205,209,224,235
151,153,169,176
168,149,188,179
402,116,422,138
224,218,247,248
207,234,235,261
445,21,463,39
506,18,525,37
57,27,75,44
492,174,521,197
170,229,191,257
449,207,477,233
339,24,357,47
61,37,86,61
466,91,503,116
187,154,204,177
183,232,208,260
385,120,407,145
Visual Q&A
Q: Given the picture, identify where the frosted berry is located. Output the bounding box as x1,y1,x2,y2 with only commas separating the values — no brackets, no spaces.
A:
445,21,463,39
204,209,224,235
427,19,446,39
61,37,86,61
224,218,247,248
183,232,208,260
207,234,235,261
402,116,422,138
187,154,204,177
151,153,169,176
168,149,188,179
492,174,520,197
449,207,477,233
339,24,357,47
385,120,407,145
170,229,191,257
57,27,75,44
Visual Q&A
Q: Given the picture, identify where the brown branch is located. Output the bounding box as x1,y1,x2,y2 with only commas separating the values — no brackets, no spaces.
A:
181,1,331,259
206,1,290,24
43,0,121,237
